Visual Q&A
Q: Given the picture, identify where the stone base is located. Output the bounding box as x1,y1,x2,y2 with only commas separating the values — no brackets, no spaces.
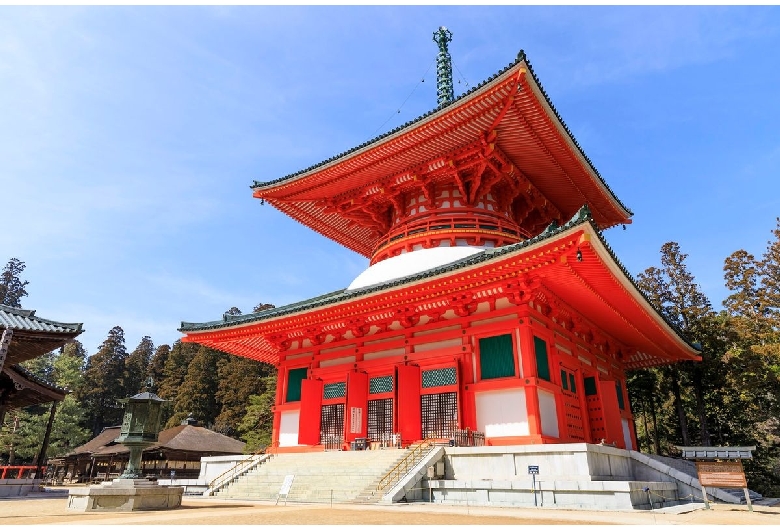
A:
67,479,184,511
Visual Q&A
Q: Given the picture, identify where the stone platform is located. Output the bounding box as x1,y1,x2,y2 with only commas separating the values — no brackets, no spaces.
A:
67,478,183,512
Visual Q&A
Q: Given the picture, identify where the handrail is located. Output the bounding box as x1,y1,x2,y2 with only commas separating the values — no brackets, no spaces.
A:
376,439,435,492
206,451,271,495
0,465,38,479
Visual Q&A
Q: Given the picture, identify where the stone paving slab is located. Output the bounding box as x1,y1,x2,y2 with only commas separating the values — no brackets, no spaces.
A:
0,494,779,525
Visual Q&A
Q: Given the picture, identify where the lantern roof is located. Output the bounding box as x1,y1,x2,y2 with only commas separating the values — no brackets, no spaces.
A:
121,391,166,403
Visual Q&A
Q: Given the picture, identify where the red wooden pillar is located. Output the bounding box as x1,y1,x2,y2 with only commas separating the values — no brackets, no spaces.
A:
598,380,625,448
345,371,368,443
518,320,542,438
298,379,323,446
396,364,421,445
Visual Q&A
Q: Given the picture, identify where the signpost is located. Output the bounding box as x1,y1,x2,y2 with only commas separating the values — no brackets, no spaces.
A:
276,474,295,505
678,446,755,512
528,465,539,507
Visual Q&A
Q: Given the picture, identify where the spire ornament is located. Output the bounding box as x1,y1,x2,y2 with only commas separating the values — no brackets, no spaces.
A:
433,26,454,107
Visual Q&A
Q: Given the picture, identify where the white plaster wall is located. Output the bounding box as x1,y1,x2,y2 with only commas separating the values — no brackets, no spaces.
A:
198,455,251,483
537,389,559,438
279,410,300,447
475,389,530,438
347,247,486,290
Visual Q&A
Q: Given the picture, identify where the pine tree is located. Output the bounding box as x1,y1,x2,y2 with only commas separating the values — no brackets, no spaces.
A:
76,326,128,436
0,258,29,308
238,374,277,452
147,344,171,391
214,357,273,436
156,340,199,426
168,346,227,428
125,336,154,395
635,242,720,448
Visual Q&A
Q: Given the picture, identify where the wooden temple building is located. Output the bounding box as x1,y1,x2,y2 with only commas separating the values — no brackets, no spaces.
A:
56,417,246,483
180,30,700,453
0,304,83,478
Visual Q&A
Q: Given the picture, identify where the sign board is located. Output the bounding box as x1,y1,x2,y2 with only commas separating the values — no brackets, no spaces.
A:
695,461,747,488
279,474,295,495
528,465,539,475
349,407,363,434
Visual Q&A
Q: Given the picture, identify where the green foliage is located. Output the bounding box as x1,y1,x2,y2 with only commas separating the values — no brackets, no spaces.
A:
156,340,199,426
238,374,277,453
214,356,273,437
125,336,154,395
0,257,29,308
167,345,229,428
75,326,128,436
630,223,780,496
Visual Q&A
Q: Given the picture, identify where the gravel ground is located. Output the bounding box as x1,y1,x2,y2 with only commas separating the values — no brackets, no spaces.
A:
0,496,778,526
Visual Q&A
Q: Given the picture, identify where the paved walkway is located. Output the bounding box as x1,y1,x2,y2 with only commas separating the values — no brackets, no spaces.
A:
1,495,778,525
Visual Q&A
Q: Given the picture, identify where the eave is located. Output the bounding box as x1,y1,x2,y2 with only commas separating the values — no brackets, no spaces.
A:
251,52,632,258
180,207,697,371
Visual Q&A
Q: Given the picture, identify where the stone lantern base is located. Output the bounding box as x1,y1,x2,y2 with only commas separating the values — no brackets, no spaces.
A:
66,478,184,512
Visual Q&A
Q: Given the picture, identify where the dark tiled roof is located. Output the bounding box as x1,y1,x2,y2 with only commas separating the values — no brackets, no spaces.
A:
250,51,631,217
0,303,83,334
67,425,245,458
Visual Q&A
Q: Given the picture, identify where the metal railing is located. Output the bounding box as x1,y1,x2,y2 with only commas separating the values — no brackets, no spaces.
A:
206,452,272,495
451,428,486,447
376,439,435,493
322,435,344,451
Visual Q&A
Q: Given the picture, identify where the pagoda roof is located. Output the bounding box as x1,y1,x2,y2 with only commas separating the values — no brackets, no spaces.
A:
0,304,84,366
1,364,67,408
251,51,633,258
180,206,699,371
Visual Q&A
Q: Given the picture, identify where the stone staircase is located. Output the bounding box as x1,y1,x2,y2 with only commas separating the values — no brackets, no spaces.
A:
212,448,410,504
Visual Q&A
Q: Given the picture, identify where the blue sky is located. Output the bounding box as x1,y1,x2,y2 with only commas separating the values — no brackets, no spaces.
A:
2,6,779,355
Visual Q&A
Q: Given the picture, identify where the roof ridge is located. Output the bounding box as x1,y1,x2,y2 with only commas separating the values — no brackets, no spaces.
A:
251,52,527,191
0,303,84,332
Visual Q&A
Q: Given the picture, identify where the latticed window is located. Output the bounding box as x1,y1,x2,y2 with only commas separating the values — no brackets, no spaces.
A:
369,375,393,394
422,367,457,388
421,392,458,439
286,367,307,402
320,403,344,444
323,382,346,400
367,398,393,442
479,334,515,379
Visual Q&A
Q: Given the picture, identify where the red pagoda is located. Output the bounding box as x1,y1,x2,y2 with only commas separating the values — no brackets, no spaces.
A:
180,29,700,453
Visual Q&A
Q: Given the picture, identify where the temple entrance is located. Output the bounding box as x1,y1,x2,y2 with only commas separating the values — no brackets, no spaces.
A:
421,392,457,439
319,403,344,447
584,375,605,443
367,398,393,443
560,366,585,441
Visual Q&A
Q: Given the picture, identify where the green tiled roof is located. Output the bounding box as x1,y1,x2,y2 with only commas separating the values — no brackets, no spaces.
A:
179,204,698,356
250,50,632,218
0,304,83,334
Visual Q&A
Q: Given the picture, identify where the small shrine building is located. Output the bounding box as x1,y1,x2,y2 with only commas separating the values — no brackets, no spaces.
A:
180,30,700,453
